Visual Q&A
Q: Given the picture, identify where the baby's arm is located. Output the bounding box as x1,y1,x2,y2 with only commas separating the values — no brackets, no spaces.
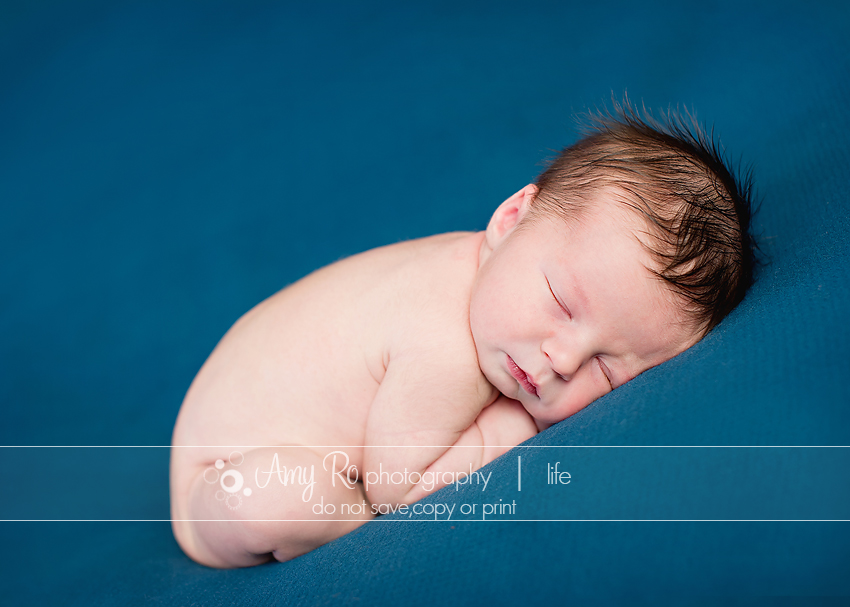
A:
393,394,537,504
363,350,537,507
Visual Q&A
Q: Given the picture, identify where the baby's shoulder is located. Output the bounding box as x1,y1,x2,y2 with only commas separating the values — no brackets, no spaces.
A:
388,233,490,379
363,230,481,278
279,230,486,387
380,232,483,335
302,231,479,295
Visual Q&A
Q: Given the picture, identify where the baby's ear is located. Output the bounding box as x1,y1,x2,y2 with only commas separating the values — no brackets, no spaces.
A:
485,184,538,247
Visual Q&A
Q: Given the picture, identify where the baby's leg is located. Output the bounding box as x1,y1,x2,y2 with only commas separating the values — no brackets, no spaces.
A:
182,447,372,568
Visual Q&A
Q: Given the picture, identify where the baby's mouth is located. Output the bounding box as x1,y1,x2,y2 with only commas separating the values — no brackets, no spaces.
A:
507,355,539,397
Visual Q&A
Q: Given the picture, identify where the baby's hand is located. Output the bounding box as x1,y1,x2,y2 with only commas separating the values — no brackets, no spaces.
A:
473,395,538,464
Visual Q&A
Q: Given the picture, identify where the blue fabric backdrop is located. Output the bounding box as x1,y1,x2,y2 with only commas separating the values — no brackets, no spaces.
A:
1,0,849,604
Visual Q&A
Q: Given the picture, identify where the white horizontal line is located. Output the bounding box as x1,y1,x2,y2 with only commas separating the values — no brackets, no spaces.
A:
1,445,848,449
2,519,849,523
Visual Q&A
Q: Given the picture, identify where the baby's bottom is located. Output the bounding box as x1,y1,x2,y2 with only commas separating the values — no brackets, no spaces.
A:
185,446,373,567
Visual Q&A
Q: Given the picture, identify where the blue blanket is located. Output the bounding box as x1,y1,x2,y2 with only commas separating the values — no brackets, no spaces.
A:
1,0,848,604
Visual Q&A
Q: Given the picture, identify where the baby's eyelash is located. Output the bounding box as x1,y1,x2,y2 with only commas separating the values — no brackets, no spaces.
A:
596,357,614,390
545,277,571,318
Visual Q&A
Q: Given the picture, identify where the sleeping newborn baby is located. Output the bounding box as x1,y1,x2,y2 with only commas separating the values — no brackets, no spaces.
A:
170,105,755,568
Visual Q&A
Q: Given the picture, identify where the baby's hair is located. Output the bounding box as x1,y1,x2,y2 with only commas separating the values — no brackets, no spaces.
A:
528,99,758,336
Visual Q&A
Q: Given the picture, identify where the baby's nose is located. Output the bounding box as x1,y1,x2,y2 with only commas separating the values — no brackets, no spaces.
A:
542,339,585,380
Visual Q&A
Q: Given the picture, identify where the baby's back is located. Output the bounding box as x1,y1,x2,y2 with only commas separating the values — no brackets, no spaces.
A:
170,231,487,521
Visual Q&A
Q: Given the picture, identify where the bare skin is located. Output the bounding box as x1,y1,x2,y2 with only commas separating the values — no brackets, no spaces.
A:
170,185,698,568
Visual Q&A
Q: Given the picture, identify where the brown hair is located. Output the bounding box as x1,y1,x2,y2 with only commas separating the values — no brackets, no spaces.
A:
528,100,758,336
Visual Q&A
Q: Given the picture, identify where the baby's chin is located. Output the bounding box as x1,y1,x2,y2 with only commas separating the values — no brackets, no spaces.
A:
513,394,553,432
483,366,553,432
517,397,553,432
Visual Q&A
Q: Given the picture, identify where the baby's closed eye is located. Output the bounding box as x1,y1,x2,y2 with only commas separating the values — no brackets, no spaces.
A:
545,276,572,319
595,357,614,390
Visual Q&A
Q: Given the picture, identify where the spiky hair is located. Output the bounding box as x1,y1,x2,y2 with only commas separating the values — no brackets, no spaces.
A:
529,99,759,335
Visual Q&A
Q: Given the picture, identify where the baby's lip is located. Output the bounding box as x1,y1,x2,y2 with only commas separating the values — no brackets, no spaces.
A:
507,355,539,397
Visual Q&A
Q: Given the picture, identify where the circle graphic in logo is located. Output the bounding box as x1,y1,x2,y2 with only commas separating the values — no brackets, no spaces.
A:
220,469,244,494
206,450,251,509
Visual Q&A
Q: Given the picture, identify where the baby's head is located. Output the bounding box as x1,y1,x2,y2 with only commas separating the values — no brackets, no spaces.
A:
470,103,756,429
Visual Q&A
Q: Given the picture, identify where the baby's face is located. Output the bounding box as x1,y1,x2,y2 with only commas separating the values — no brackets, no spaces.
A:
470,186,700,430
